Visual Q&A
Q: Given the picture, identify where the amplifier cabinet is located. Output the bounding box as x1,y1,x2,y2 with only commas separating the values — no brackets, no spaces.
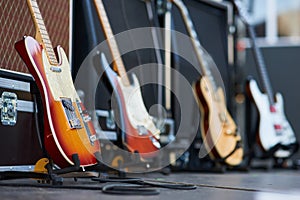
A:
0,0,69,73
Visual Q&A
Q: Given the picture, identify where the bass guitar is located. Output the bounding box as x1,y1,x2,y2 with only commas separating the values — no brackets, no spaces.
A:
15,0,100,168
93,0,161,158
172,0,243,166
233,0,298,158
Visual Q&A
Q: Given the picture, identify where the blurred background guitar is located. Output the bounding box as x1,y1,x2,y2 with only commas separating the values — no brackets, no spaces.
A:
233,0,298,158
172,0,243,166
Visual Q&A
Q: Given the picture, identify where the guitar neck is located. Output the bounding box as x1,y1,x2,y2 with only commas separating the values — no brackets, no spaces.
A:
172,0,217,91
27,0,58,65
247,25,275,105
233,0,275,105
93,0,130,86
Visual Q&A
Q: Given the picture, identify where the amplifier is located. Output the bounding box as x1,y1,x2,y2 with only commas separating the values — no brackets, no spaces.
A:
0,0,69,73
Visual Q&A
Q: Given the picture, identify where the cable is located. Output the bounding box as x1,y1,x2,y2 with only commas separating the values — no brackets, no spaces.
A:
102,183,160,195
91,176,197,190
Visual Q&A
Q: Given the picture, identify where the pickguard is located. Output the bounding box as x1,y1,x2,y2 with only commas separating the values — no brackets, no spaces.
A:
116,74,160,139
41,47,79,102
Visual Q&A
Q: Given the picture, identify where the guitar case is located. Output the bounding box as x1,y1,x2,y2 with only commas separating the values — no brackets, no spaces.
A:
0,69,44,169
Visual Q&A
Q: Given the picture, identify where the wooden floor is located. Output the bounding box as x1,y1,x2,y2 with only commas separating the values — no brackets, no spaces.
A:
0,169,299,200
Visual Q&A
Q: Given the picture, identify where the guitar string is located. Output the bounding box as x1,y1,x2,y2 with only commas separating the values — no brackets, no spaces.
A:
33,0,97,158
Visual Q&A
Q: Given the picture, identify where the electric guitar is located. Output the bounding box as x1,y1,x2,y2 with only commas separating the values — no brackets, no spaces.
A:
172,0,243,166
233,0,298,158
93,0,161,158
15,0,100,168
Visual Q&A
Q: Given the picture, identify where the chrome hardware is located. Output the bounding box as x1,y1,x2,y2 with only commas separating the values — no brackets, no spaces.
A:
61,98,82,129
150,136,161,149
106,110,116,130
75,99,95,145
0,92,18,126
50,66,62,73
137,125,148,136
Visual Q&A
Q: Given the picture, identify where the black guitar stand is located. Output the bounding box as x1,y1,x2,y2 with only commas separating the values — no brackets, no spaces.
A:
169,136,229,173
0,154,82,185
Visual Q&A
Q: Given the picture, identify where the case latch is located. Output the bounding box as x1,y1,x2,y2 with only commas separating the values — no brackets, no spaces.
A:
0,92,18,126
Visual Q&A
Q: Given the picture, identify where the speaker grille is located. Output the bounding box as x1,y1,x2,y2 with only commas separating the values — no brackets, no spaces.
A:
0,0,69,73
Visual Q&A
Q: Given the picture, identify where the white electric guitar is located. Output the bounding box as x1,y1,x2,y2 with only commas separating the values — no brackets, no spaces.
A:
233,0,298,158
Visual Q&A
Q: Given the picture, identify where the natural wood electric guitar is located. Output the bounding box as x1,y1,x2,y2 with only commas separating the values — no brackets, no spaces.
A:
172,0,243,166
93,0,161,158
233,0,298,158
15,0,100,168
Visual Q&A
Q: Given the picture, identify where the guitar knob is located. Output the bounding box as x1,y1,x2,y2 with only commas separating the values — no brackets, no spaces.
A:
225,129,234,135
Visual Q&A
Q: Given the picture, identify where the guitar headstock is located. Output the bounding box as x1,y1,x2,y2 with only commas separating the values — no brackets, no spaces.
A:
231,0,253,27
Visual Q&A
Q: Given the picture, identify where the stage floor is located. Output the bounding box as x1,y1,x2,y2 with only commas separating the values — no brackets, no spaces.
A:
0,170,299,200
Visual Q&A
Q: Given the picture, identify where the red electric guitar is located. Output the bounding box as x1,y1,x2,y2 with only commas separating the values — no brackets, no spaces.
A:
15,0,100,168
93,0,161,158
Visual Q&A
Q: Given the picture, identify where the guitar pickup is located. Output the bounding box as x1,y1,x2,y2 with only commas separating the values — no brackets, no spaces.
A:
61,98,82,129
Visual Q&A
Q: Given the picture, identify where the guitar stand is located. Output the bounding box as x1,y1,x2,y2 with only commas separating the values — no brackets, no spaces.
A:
171,140,226,173
0,161,62,185
0,153,93,185
86,151,161,178
247,142,300,170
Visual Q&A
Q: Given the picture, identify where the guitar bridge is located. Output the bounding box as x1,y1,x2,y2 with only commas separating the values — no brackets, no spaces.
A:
61,98,82,129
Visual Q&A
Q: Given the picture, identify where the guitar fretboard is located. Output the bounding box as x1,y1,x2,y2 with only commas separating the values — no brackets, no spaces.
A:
172,0,217,92
27,0,58,65
94,0,130,86
233,0,275,105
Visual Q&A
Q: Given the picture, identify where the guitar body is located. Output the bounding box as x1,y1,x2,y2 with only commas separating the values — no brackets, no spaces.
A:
99,54,160,158
247,79,297,157
193,76,243,166
15,36,100,168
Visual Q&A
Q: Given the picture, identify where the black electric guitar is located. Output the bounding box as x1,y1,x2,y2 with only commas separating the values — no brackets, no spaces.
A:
233,0,298,158
93,0,161,158
172,0,243,166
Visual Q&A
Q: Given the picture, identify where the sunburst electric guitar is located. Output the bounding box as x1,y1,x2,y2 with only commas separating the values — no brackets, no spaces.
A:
93,0,160,158
15,0,100,168
233,0,298,158
172,0,243,166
